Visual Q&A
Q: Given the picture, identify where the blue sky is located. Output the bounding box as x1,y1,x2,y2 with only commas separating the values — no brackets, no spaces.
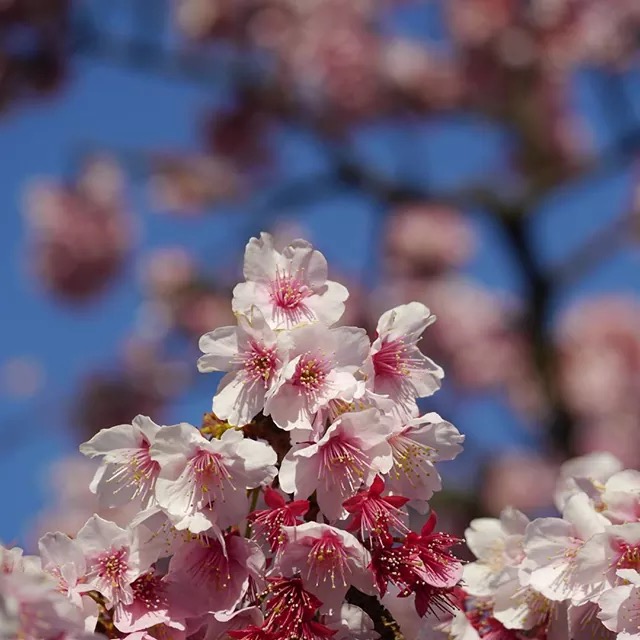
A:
1,5,640,545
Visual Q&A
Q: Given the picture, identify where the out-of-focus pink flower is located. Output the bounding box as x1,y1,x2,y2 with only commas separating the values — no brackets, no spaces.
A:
556,296,640,420
33,456,141,544
385,204,475,275
480,453,559,516
381,40,464,110
23,157,132,302
148,154,239,215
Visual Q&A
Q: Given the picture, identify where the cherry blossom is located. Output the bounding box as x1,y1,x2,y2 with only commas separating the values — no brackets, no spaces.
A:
167,532,265,616
112,570,186,634
385,412,464,512
277,522,373,611
75,515,149,607
523,493,608,604
279,408,394,520
79,415,162,509
369,302,444,417
324,603,379,640
0,570,101,640
598,569,640,639
232,232,348,330
151,423,277,533
343,474,409,546
248,487,310,552
371,513,463,617
6,233,472,638
264,322,369,432
198,309,290,426
38,532,92,617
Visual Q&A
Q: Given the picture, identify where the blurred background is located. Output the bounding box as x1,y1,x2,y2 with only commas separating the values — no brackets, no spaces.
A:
2,0,640,548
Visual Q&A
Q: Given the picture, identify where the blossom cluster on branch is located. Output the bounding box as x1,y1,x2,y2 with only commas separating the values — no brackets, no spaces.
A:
1,233,467,639
442,452,640,640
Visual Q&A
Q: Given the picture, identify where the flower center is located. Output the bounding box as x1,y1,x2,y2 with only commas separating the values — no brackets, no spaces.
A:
121,442,160,503
388,432,435,487
191,449,230,481
131,572,168,610
292,352,329,395
306,532,351,588
616,541,640,570
319,433,367,495
96,547,128,587
269,269,314,325
373,338,410,378
270,270,312,309
243,341,278,386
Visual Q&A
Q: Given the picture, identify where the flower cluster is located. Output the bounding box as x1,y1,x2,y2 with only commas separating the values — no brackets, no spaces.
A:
2,233,465,639
445,452,640,640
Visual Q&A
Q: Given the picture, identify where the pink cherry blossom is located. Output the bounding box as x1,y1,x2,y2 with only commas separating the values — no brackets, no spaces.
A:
572,523,640,604
151,423,277,533
0,544,40,575
264,323,369,431
369,302,444,417
260,576,323,637
232,232,348,330
112,570,186,634
279,408,394,520
167,532,265,616
463,507,529,598
554,451,623,512
490,570,553,631
79,415,162,509
248,487,310,552
385,412,464,512
277,522,373,610
371,514,462,617
198,309,290,426
343,475,410,546
75,515,148,607
599,469,640,524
